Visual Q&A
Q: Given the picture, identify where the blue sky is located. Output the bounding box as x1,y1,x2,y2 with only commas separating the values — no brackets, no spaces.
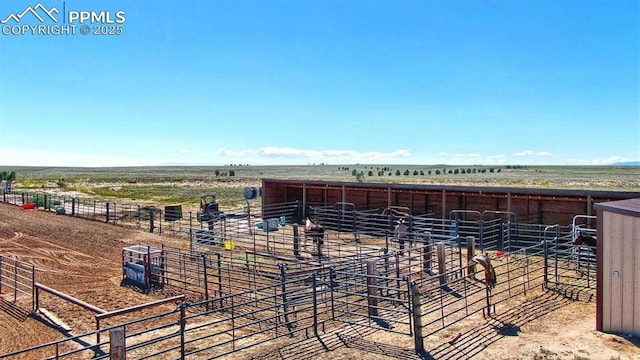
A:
0,0,638,167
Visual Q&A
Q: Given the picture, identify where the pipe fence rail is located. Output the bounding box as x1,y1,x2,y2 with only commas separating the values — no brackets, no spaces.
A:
0,254,35,312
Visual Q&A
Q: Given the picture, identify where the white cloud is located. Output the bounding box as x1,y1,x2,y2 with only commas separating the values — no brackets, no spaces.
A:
486,154,507,163
591,156,626,165
514,150,553,157
178,149,191,155
437,152,449,156
566,156,627,165
216,146,412,164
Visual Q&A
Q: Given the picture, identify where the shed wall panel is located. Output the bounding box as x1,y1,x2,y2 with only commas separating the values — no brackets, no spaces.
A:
602,213,612,331
609,212,623,332
602,211,640,336
621,215,635,334
621,216,640,334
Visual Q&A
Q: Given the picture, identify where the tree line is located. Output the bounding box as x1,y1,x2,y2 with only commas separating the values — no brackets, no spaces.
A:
342,166,504,181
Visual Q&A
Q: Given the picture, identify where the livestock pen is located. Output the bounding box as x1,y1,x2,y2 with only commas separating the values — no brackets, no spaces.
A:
0,192,600,359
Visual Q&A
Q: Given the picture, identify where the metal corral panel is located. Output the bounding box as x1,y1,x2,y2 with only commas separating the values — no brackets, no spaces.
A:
595,198,640,337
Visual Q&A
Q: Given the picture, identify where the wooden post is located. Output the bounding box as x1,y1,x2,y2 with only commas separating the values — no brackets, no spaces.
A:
179,303,186,359
437,242,446,286
109,327,126,360
105,202,110,223
279,264,293,332
422,233,432,274
149,208,155,233
411,282,424,352
34,284,39,311
71,198,76,216
293,224,301,258
467,236,476,277
366,260,378,317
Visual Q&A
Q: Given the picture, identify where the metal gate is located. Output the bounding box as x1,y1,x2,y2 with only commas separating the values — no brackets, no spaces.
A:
0,254,35,315
544,222,596,299
330,259,413,335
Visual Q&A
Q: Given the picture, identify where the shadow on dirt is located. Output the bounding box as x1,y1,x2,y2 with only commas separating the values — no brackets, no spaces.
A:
247,291,574,360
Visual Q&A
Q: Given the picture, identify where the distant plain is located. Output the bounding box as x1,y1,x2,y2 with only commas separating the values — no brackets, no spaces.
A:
1,165,638,207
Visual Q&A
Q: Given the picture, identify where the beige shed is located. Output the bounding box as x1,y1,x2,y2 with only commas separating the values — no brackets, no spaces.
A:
595,198,640,336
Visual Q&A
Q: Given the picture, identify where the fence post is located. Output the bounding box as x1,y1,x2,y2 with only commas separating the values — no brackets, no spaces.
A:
31,265,35,312
366,260,378,317
71,198,76,216
279,264,293,332
179,303,186,360
293,224,301,259
330,268,336,321
105,202,110,223
479,219,484,251
437,242,446,286
217,253,223,308
96,317,101,346
312,273,318,337
0,256,3,294
149,208,155,233
110,327,126,360
189,212,193,253
467,236,476,277
34,284,39,311
543,238,549,289
14,260,18,302
202,255,209,310
411,281,424,353
422,233,432,274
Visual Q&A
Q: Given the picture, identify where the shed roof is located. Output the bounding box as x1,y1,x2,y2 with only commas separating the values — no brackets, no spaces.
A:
594,197,640,217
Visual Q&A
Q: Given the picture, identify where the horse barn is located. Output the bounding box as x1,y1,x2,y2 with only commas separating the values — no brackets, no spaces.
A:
261,178,640,225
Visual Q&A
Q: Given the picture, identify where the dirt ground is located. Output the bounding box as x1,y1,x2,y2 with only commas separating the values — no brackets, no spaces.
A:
0,202,638,359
